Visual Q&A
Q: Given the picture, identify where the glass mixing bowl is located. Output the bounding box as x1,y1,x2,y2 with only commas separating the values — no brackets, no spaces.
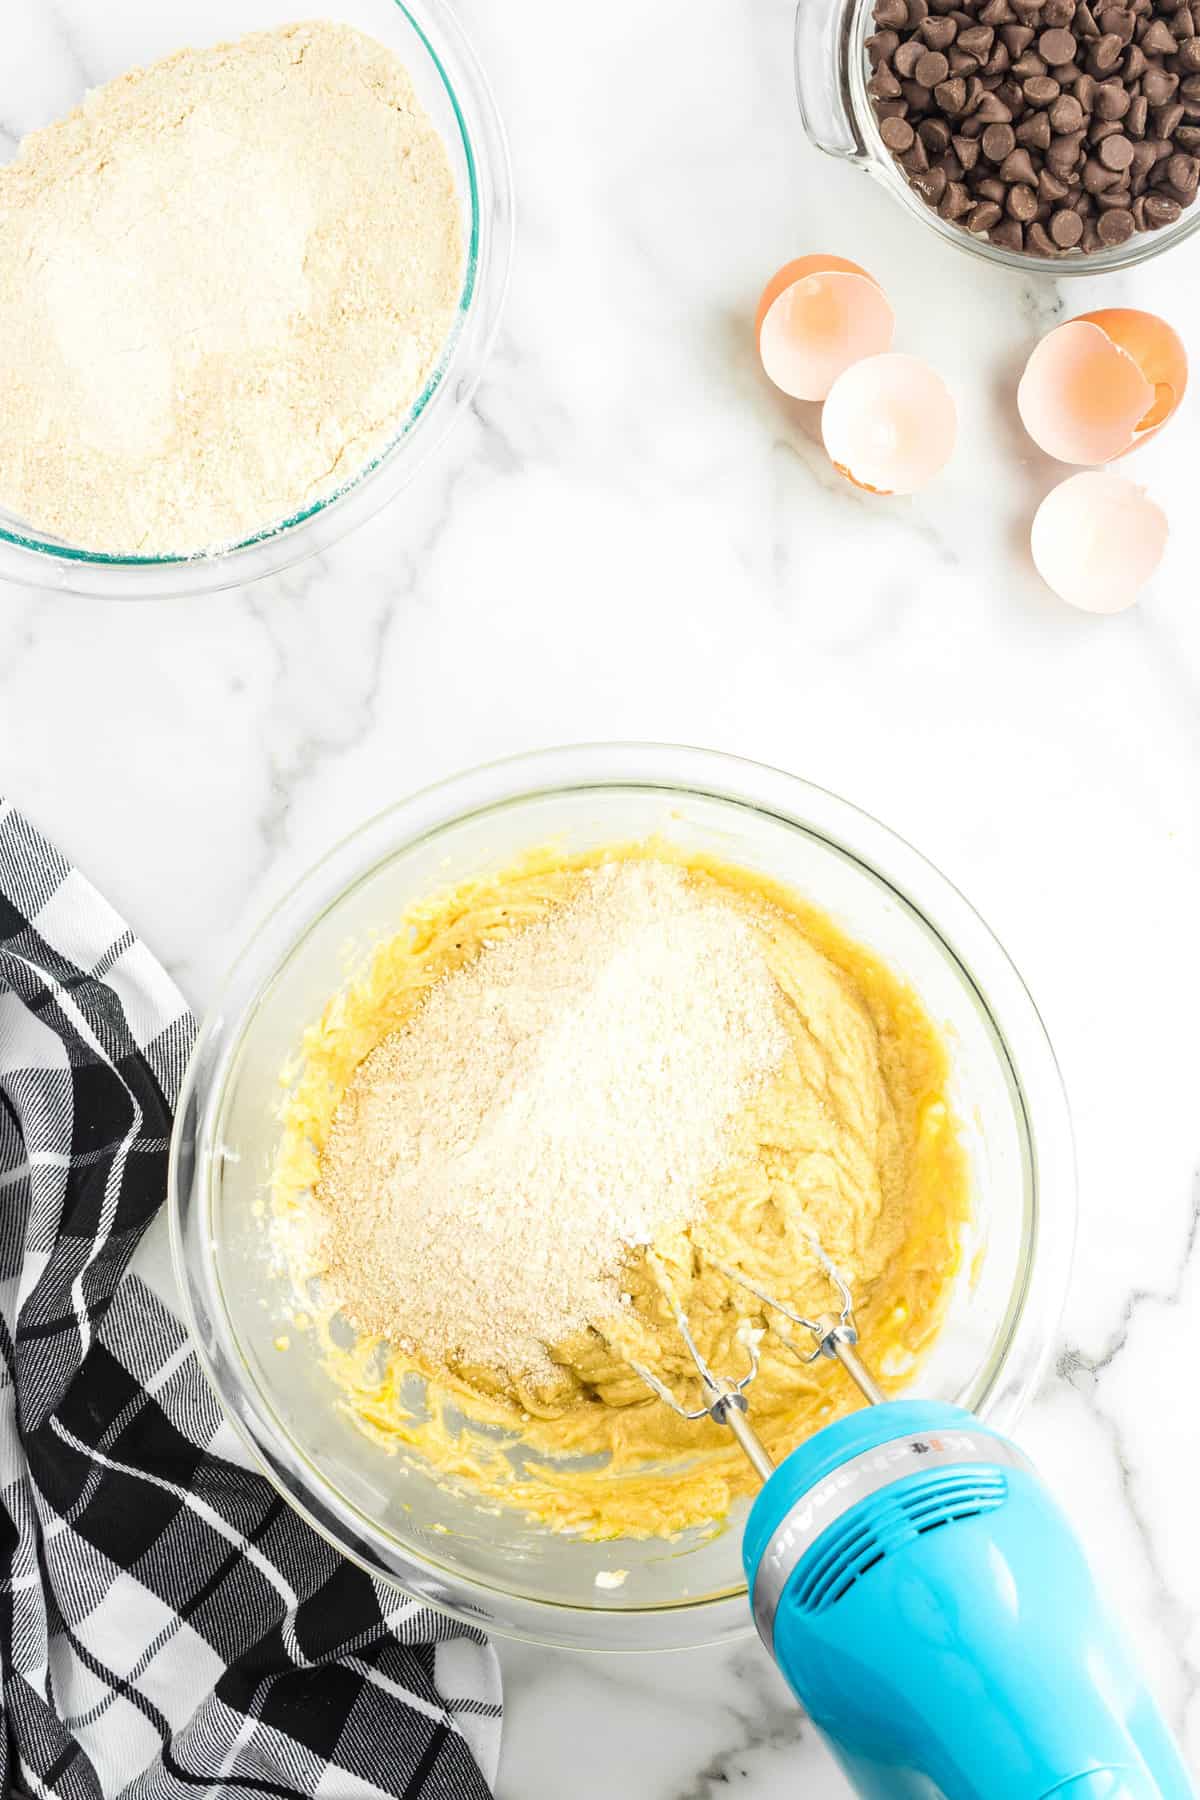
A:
0,0,511,600
797,0,1200,276
169,743,1075,1651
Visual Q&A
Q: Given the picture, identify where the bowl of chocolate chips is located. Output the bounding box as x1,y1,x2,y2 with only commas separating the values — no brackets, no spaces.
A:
797,0,1200,267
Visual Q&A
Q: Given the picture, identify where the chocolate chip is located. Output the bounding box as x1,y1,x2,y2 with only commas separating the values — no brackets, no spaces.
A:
881,113,918,150
1018,108,1055,144
1083,153,1122,185
895,38,927,74
1097,6,1135,39
875,0,910,24
934,74,970,110
1098,131,1134,166
1039,24,1078,57
939,178,975,215
982,119,1018,157
1140,18,1178,52
1024,72,1064,99
1122,42,1147,78
991,216,1027,245
913,163,951,201
1126,141,1158,185
1152,102,1186,139
1097,203,1135,238
1001,145,1041,180
1126,93,1149,135
1179,36,1200,66
1001,21,1037,48
967,197,1004,226
1050,92,1087,128
1075,0,1101,34
1038,164,1072,196
1091,79,1129,117
1027,219,1059,249
868,29,902,65
916,47,952,82
1012,48,1050,72
1008,179,1041,215
1142,67,1180,105
1089,31,1125,66
967,93,1003,124
1168,148,1200,189
953,130,983,166
919,115,954,151
1050,203,1086,238
1047,126,1088,164
959,23,997,54
921,14,959,45
1143,190,1182,222
869,64,904,98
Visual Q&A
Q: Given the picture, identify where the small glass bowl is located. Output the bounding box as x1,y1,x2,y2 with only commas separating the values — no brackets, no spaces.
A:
169,744,1076,1651
0,0,512,599
797,0,1200,276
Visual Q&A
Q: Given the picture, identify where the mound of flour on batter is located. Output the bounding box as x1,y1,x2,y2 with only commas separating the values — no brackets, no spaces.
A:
0,21,462,554
312,860,789,1379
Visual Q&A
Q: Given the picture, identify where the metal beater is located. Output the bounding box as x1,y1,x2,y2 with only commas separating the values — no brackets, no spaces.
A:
630,1245,884,1480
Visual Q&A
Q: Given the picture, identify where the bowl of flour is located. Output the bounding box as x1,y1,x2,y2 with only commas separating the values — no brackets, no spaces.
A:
0,1,512,596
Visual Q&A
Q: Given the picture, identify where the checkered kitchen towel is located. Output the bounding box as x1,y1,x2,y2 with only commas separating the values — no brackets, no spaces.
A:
0,802,501,1800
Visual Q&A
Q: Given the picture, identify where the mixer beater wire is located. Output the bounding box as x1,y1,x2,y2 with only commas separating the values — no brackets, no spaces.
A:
627,1241,885,1483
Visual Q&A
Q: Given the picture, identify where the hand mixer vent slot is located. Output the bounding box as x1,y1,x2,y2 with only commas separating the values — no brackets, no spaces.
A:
795,1469,1009,1615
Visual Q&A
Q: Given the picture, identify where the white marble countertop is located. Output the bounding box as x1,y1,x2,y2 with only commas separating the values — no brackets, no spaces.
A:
2,0,1200,1792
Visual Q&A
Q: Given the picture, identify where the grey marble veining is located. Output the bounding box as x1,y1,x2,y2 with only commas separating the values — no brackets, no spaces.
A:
1,0,1199,1792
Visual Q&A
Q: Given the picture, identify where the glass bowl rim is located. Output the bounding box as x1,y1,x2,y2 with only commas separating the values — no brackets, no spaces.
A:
168,742,1077,1651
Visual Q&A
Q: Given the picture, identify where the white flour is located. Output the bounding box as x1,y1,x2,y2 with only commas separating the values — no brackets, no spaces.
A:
314,862,789,1377
0,21,463,554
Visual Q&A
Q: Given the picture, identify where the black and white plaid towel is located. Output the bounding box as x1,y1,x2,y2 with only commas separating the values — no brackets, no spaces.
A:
0,803,501,1800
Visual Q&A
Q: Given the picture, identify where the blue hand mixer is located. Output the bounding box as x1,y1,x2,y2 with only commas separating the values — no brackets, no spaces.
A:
634,1257,1195,1800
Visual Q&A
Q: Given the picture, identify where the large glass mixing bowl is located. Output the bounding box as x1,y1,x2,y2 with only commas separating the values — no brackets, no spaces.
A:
0,0,511,599
169,744,1075,1651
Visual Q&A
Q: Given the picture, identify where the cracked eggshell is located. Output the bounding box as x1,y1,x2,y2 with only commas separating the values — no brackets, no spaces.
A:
756,256,895,402
821,353,956,496
1018,310,1188,465
1031,471,1167,613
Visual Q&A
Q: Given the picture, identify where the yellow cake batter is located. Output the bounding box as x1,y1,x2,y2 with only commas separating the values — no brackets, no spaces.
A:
272,843,968,1540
